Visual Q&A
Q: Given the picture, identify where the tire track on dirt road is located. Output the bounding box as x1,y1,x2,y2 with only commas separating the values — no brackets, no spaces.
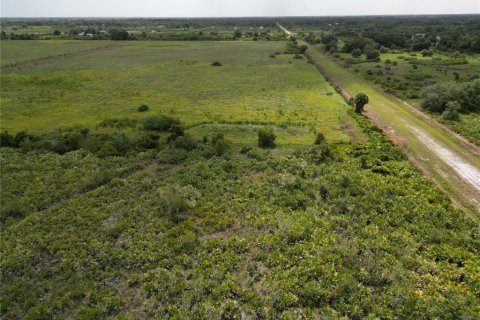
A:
284,31,480,216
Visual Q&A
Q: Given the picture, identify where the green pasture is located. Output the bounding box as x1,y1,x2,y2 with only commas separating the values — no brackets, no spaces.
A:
1,40,353,145
0,40,113,66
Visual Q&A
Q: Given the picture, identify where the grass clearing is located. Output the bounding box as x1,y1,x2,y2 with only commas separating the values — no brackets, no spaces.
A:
1,41,353,145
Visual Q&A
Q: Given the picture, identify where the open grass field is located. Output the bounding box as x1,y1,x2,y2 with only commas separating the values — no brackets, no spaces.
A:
304,42,480,216
1,40,354,149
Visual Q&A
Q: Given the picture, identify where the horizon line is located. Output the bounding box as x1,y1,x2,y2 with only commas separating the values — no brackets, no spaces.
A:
1,13,479,19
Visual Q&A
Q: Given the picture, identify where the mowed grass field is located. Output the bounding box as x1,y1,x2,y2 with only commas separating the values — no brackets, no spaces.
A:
1,40,356,150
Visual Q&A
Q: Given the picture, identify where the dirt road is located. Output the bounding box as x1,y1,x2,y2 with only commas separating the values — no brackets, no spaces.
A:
300,41,480,216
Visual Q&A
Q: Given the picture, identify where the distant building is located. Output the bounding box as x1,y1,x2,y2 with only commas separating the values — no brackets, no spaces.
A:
412,33,427,39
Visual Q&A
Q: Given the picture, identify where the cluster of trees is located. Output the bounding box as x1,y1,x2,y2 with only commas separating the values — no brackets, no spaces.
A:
421,79,480,120
285,39,308,54
303,15,480,54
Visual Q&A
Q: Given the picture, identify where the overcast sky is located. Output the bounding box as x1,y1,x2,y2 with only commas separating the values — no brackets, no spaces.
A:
1,0,479,17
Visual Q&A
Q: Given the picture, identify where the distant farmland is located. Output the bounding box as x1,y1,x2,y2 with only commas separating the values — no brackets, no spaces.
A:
1,40,354,147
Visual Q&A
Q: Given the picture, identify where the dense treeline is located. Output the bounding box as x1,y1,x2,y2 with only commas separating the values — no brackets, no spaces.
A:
301,15,480,54
0,17,283,41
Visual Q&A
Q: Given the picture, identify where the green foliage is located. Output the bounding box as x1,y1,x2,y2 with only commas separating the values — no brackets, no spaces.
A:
421,79,480,113
314,132,326,145
2,114,480,318
174,135,198,151
136,132,160,149
109,29,129,40
442,101,461,121
83,132,133,157
365,49,380,61
142,115,180,132
157,185,199,222
257,128,276,148
354,92,369,113
214,139,230,156
351,48,362,58
137,104,149,112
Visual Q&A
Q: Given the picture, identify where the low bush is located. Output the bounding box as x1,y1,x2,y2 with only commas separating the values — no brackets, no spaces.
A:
258,128,276,149
138,104,149,112
174,135,198,151
214,139,230,156
142,115,180,132
314,132,326,145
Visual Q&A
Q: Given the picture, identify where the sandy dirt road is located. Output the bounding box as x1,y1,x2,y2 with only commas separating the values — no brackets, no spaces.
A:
277,25,480,215
308,46,480,215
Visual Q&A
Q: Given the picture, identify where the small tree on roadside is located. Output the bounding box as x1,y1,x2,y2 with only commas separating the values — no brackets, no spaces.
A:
299,45,308,54
354,93,369,113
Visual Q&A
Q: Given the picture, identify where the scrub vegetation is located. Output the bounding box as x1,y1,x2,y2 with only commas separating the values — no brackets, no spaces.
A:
1,16,480,319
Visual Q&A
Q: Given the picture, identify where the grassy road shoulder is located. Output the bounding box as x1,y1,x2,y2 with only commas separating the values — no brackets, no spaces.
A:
303,42,480,217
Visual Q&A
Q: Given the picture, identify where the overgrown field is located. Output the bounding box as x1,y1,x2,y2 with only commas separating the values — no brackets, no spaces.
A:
1,41,351,143
1,39,480,319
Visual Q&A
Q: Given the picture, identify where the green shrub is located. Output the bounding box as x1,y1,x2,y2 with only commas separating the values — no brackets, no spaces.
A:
214,139,230,156
212,61,222,66
442,101,461,121
157,148,189,164
137,104,149,112
211,132,225,145
0,131,16,148
314,132,326,145
174,135,198,151
157,185,199,222
258,128,276,149
142,115,180,132
220,300,242,320
136,132,160,149
167,125,185,142
83,132,133,157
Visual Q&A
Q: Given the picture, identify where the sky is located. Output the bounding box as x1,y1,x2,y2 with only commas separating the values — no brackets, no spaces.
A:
1,0,479,17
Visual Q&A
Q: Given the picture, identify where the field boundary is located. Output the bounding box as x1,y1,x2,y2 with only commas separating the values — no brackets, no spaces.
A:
1,44,118,70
